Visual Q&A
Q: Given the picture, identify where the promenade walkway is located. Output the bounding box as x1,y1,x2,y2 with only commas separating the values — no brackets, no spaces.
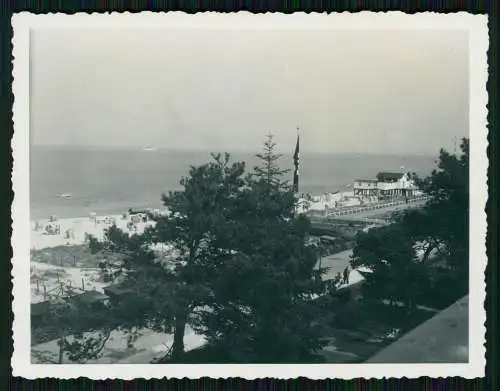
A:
316,249,353,281
314,249,368,291
309,196,429,229
326,195,430,219
323,216,390,226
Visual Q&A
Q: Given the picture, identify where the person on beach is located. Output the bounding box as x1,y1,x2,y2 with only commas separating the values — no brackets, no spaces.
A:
343,266,350,285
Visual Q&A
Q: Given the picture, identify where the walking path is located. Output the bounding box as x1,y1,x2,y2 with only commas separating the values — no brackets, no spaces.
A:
310,197,429,232
316,250,353,281
315,249,369,289
326,196,429,220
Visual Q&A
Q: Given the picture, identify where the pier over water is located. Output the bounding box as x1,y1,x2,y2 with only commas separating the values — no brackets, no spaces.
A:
308,195,430,233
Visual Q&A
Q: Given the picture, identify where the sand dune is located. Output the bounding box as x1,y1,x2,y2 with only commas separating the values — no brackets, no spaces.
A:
30,261,107,303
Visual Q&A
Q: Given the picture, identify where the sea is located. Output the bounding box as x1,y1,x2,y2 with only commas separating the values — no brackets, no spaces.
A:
30,146,437,220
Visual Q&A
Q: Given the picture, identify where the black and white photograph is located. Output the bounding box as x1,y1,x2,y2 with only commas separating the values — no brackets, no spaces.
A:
11,12,488,379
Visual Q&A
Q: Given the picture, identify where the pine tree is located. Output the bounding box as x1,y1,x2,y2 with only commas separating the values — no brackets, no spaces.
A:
253,133,291,189
192,135,327,362
35,288,119,363
79,153,247,362
351,138,470,311
148,152,246,360
420,138,469,272
351,222,429,312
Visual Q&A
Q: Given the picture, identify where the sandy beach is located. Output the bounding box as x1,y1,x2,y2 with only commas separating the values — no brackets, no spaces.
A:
29,210,167,301
29,211,210,363
30,213,156,250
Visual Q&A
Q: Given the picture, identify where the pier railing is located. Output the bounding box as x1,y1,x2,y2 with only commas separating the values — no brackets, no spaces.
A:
306,195,431,219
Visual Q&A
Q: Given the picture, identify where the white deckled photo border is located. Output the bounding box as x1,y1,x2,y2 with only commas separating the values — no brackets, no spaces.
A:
11,11,489,380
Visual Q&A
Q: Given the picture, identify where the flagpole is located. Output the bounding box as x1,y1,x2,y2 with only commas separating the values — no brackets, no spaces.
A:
293,126,300,216
297,125,300,196
293,126,300,194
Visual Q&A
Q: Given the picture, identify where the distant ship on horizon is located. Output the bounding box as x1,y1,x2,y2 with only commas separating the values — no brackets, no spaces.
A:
142,146,158,152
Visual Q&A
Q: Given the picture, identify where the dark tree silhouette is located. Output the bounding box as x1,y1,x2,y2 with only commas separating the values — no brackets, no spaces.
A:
351,138,469,311
191,135,327,363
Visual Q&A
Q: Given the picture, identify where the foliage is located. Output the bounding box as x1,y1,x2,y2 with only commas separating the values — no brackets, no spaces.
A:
147,152,247,360
41,152,246,363
351,138,470,311
351,223,429,311
405,138,469,296
95,152,246,361
253,133,291,188
37,294,117,363
419,138,469,271
189,134,328,363
41,136,330,364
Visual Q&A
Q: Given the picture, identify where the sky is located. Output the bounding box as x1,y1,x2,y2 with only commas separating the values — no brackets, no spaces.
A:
30,28,469,155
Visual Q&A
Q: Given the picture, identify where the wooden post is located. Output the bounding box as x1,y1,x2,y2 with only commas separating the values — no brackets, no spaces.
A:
82,278,85,291
43,284,47,301
36,279,39,293
73,256,76,267
56,271,59,282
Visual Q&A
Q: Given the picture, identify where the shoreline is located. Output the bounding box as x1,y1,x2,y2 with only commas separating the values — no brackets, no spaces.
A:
29,201,166,222
30,212,158,251
30,190,421,250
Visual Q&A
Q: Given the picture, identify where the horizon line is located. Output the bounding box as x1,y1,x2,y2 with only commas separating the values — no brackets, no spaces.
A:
30,144,438,157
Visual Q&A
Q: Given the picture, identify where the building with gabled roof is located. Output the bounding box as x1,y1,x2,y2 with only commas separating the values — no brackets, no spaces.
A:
376,172,405,183
353,172,417,200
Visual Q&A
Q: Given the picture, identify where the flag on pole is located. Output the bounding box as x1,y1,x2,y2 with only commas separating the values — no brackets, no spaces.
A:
293,127,300,193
